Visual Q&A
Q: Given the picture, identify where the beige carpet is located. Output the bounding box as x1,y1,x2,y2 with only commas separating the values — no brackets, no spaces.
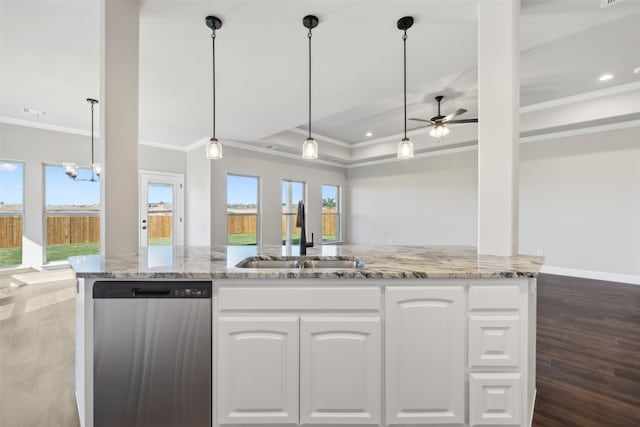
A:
0,268,80,426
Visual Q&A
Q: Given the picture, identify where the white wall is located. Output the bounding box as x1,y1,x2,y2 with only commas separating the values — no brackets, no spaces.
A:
139,144,186,174
348,126,640,278
209,146,347,246
348,150,478,246
519,127,640,277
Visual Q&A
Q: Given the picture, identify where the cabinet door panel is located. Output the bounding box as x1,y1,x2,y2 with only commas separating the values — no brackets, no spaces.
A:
470,373,521,426
300,317,381,425
469,314,520,368
386,287,465,425
218,316,299,425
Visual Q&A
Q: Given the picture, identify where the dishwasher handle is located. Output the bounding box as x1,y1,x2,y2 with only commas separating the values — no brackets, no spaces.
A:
133,288,171,297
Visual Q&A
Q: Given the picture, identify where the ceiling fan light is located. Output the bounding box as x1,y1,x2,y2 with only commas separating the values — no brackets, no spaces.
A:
302,137,318,159
429,125,450,138
92,163,102,177
206,137,223,159
63,162,79,179
397,137,414,159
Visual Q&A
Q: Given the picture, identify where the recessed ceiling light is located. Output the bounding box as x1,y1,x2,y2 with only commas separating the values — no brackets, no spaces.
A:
21,107,47,117
634,67,640,75
263,144,278,150
598,73,614,82
365,131,373,137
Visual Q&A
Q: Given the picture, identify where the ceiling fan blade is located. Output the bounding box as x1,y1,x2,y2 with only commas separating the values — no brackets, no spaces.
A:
442,108,467,123
409,118,433,124
446,118,478,124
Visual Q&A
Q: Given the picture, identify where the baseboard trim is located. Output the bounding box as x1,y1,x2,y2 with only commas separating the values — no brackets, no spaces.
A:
541,265,640,285
529,388,537,427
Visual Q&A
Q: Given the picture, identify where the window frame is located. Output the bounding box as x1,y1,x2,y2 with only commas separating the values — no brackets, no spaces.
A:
226,173,261,246
321,184,341,242
0,160,25,266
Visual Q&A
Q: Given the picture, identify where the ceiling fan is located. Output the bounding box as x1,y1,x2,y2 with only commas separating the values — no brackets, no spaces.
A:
409,95,478,138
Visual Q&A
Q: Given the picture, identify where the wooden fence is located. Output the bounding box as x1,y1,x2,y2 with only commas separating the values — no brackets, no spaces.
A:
227,211,337,236
0,211,338,248
0,214,174,248
0,216,22,248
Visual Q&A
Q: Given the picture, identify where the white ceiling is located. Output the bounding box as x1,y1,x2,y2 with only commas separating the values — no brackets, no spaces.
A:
1,0,640,161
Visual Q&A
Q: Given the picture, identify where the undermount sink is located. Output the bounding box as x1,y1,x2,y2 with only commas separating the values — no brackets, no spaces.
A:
235,256,365,269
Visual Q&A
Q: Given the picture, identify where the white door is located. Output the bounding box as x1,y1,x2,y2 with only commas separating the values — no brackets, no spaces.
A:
139,171,184,247
385,286,465,425
217,316,299,425
300,316,381,425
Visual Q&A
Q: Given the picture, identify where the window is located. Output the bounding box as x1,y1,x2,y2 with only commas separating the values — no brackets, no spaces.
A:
45,165,100,263
227,174,259,245
0,161,24,266
322,184,340,242
282,180,305,245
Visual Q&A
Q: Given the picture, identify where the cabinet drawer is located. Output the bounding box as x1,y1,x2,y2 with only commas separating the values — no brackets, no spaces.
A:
469,285,520,311
470,373,521,426
469,314,521,368
218,286,380,311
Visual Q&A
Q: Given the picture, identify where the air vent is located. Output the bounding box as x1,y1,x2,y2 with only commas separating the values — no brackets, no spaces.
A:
601,0,624,8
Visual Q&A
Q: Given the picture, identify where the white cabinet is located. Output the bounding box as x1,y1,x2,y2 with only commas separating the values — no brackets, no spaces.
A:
300,317,381,425
385,286,465,425
469,314,520,368
217,316,299,425
469,373,521,426
217,313,382,426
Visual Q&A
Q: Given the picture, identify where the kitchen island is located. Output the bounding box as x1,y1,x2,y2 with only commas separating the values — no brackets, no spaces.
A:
72,245,543,427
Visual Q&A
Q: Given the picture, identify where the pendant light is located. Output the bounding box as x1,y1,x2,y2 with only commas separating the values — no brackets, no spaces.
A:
206,16,223,159
302,15,319,160
64,98,100,181
397,16,414,160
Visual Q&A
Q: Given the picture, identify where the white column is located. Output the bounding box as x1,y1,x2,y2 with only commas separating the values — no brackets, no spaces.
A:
186,147,211,246
100,0,139,257
477,0,520,256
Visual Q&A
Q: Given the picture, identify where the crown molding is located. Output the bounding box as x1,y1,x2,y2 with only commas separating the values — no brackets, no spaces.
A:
0,116,95,137
347,117,640,169
287,127,352,148
519,81,640,113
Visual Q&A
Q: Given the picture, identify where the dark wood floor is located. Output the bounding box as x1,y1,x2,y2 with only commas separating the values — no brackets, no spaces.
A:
532,274,640,427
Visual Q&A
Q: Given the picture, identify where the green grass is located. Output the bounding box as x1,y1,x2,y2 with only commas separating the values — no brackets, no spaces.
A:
46,242,100,262
228,233,258,246
0,247,22,266
149,237,173,246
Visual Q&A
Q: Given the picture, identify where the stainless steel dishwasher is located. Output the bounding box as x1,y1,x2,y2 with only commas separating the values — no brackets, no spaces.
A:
93,281,211,427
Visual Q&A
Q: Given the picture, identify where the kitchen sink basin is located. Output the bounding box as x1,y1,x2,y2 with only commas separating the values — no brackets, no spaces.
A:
235,256,365,269
234,259,301,269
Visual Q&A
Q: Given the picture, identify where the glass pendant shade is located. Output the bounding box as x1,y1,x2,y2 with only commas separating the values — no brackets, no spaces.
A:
302,137,318,159
429,124,450,138
206,137,223,159
92,163,102,177
63,162,79,178
397,137,414,159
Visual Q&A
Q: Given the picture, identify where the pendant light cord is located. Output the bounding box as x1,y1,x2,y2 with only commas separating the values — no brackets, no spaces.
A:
403,30,407,140
90,102,95,165
212,30,217,139
308,27,312,139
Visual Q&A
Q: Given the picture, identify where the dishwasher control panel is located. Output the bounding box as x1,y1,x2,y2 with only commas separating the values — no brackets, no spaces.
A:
93,281,212,299
174,288,210,298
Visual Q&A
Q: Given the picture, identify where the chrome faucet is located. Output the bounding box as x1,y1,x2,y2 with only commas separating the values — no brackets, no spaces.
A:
296,200,314,255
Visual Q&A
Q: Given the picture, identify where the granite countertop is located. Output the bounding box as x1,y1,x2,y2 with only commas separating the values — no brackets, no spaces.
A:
69,245,544,280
